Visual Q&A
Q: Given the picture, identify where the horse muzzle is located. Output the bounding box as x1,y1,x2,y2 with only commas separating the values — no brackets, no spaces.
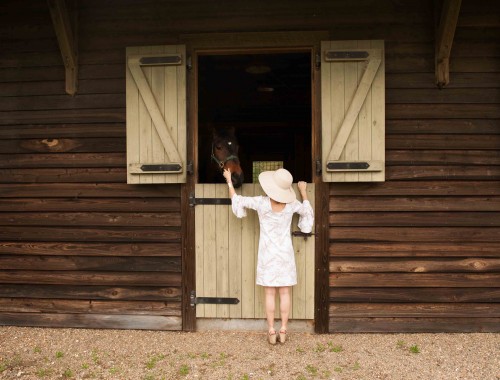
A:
231,171,244,188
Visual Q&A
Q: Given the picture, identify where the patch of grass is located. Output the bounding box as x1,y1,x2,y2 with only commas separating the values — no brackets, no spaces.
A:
81,363,89,369
409,345,421,354
306,364,318,376
145,354,165,370
0,361,8,373
200,352,211,359
179,364,189,376
397,340,406,348
143,375,155,380
109,367,120,375
91,349,101,365
353,361,361,370
187,352,197,359
322,369,332,378
334,366,343,373
55,351,64,359
62,369,73,378
314,343,326,353
296,347,305,353
296,374,307,380
328,342,343,353
241,375,250,380
34,346,42,354
35,368,53,378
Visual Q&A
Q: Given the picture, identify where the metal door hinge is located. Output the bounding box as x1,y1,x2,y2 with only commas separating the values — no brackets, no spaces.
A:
189,192,232,207
186,161,194,175
186,55,192,70
190,291,239,307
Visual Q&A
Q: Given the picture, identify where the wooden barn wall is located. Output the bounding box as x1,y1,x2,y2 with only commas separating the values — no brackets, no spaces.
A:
0,0,499,332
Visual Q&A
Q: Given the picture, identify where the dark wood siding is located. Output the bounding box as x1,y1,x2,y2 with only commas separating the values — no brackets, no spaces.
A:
1,0,498,332
328,0,500,332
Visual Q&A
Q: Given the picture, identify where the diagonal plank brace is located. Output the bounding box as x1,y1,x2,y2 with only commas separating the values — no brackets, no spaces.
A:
127,54,183,164
325,49,382,162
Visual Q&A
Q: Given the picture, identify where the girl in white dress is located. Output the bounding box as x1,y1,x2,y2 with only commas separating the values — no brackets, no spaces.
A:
223,168,314,344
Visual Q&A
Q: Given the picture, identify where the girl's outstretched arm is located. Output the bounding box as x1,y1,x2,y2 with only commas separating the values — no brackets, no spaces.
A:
223,168,236,198
297,181,308,201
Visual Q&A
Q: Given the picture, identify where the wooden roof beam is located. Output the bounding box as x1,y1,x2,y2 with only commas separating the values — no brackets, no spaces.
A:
435,0,462,88
48,0,78,95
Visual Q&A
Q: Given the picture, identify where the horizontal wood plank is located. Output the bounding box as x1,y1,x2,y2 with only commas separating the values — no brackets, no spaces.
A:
0,153,125,168
387,134,500,149
386,166,500,180
0,242,181,256
386,119,500,134
0,313,182,330
0,271,182,286
329,303,500,317
330,242,500,257
329,227,500,242
330,273,500,287
386,104,500,119
0,184,181,198
0,108,125,125
330,287,500,302
0,168,126,183
0,198,180,212
0,226,180,242
330,258,500,273
330,197,500,211
0,255,182,272
0,212,180,227
330,181,500,196
0,298,181,316
330,212,500,226
0,123,125,139
386,150,500,166
0,284,181,301
330,317,500,332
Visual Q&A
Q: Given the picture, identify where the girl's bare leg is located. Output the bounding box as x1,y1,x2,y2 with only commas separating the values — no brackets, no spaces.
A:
278,286,291,331
264,287,277,332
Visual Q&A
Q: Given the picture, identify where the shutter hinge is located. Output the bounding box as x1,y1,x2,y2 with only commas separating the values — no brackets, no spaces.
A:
315,52,321,69
186,55,192,71
186,161,194,175
315,159,322,175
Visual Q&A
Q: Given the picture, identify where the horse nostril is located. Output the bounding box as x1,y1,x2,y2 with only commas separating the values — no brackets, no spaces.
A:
232,173,244,188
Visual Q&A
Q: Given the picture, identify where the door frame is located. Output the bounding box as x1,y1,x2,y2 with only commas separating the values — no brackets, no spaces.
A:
182,31,330,333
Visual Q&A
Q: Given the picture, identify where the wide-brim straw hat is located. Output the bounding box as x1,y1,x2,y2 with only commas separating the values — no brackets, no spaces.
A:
258,168,296,204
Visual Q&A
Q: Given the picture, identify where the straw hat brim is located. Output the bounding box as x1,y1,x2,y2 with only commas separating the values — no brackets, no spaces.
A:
258,171,296,204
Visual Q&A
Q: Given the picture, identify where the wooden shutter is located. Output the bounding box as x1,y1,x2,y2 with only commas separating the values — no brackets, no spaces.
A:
126,45,186,184
321,40,385,182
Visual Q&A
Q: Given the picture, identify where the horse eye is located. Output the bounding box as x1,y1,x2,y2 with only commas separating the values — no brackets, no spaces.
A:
227,141,232,146
216,145,222,150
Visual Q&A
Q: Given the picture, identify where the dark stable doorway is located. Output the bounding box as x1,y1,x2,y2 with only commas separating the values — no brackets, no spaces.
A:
197,51,312,184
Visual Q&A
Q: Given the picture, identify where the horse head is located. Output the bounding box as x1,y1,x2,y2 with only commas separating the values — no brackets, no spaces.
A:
211,127,244,188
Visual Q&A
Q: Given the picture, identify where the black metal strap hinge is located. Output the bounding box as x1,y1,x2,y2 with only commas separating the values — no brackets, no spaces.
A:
189,192,232,207
190,291,239,307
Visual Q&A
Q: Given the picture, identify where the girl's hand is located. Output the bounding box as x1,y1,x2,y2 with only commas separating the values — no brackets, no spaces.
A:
298,181,307,192
223,168,232,183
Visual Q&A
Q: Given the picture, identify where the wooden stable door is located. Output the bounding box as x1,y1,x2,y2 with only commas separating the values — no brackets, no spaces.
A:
194,183,315,320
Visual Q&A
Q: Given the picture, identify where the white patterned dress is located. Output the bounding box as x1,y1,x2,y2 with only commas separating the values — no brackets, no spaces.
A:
231,195,314,287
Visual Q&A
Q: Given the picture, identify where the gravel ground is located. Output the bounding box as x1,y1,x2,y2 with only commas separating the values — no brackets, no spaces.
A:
0,327,499,380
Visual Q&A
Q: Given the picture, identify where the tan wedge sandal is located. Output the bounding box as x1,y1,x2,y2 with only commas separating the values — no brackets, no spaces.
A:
279,329,287,344
268,330,277,345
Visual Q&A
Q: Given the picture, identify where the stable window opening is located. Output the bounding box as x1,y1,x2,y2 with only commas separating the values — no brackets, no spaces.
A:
197,51,312,185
